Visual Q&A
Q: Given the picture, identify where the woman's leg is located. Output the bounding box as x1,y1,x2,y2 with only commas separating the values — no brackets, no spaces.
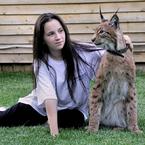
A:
0,103,47,127
57,109,85,128
0,104,85,128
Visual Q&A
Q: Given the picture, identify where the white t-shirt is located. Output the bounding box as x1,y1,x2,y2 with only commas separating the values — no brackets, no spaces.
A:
18,42,105,120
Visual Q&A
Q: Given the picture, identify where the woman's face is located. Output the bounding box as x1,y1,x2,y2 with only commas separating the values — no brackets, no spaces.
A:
43,19,66,58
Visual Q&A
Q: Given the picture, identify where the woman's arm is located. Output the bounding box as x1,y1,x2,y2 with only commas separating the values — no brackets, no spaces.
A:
45,99,59,137
34,61,58,136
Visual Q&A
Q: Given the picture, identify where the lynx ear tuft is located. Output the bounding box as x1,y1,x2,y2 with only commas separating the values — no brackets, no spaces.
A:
99,6,105,22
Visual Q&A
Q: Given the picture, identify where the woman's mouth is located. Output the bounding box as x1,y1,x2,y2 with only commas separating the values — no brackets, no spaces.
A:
55,41,63,45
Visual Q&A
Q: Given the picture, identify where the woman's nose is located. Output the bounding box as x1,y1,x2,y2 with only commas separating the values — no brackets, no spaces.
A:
55,33,61,39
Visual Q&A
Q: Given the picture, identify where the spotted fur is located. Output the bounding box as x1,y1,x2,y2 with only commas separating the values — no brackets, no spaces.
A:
88,10,142,133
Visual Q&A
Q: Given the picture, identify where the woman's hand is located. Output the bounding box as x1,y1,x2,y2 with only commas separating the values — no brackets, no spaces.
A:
123,35,133,49
45,99,59,137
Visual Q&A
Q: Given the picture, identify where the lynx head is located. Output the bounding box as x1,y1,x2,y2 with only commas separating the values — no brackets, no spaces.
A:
92,8,127,57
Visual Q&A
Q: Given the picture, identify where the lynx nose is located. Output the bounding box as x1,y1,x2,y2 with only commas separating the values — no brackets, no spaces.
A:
91,34,96,42
91,38,95,42
91,37,95,42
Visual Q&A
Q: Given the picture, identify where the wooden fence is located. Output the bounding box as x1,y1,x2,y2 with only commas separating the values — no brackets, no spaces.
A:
0,0,145,71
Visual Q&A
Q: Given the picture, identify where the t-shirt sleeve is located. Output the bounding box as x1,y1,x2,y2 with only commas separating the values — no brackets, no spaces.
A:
90,46,105,79
34,60,57,106
79,42,105,79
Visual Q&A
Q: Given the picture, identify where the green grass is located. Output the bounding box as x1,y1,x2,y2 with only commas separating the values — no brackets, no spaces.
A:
0,71,145,145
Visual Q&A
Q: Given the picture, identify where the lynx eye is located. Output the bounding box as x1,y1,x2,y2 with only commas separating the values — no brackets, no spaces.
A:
109,22,112,26
99,30,104,34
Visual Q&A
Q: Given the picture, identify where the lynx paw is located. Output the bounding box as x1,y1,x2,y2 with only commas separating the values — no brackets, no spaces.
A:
131,129,143,134
87,126,99,133
128,126,143,134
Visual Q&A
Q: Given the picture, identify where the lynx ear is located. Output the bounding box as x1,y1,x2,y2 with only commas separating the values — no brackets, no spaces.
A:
110,10,120,29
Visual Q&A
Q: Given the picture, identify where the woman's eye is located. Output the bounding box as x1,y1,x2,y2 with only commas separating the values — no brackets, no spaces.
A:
58,28,64,33
47,32,54,36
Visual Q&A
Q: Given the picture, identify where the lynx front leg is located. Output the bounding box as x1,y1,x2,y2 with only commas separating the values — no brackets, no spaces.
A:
126,83,142,133
88,82,103,132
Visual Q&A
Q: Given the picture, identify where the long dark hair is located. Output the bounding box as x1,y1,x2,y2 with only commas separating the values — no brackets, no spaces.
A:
33,13,94,101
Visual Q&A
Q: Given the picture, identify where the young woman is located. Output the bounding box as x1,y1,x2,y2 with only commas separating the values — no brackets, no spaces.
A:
0,13,131,137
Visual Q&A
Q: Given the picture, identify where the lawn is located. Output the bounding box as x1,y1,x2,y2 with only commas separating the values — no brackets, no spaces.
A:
0,71,145,145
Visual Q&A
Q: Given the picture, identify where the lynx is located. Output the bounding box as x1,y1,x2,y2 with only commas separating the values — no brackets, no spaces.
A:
88,9,142,133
